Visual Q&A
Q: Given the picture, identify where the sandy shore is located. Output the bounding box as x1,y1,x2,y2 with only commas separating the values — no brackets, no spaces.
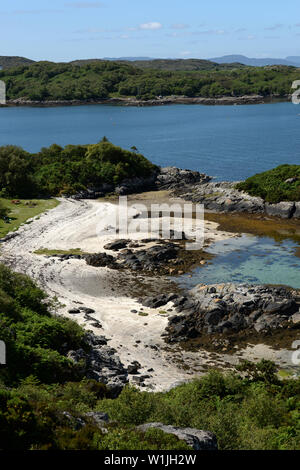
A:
0,195,290,390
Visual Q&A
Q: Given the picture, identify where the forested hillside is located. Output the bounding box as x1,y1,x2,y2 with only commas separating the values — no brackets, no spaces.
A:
0,60,298,101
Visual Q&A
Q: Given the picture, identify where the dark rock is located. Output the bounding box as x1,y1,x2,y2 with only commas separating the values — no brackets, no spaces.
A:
104,239,130,251
68,308,81,314
156,167,210,190
164,282,300,343
68,332,128,397
85,253,117,269
79,307,96,314
204,310,224,326
173,180,300,219
264,299,298,316
128,361,141,374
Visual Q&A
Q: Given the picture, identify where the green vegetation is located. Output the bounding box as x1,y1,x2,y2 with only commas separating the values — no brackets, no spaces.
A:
236,164,300,203
0,264,87,386
0,199,59,238
0,139,158,198
110,58,244,71
0,55,34,70
0,263,299,450
96,363,300,450
34,248,85,256
0,60,299,101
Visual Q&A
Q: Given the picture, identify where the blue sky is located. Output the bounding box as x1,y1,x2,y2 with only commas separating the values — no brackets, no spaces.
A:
1,0,300,61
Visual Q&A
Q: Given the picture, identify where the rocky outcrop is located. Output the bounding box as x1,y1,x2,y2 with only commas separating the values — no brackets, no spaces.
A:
67,332,128,397
85,242,179,273
173,181,300,219
155,166,210,190
139,283,300,343
137,423,218,450
70,166,210,199
85,240,209,275
5,94,267,108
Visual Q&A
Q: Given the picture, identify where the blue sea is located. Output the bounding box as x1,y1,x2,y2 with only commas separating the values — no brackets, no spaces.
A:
0,101,299,181
1,101,300,287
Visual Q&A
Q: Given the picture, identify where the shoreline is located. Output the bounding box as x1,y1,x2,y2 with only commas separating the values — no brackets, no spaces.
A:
0,94,291,108
0,194,296,390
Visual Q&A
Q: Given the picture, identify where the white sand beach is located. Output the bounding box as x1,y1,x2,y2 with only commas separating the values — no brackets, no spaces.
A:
0,195,287,390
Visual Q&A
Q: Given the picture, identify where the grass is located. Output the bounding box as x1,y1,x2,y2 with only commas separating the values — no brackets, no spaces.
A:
0,198,59,238
278,369,294,379
34,248,86,256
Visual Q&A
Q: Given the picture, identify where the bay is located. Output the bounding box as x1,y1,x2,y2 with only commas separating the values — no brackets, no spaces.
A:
0,101,299,181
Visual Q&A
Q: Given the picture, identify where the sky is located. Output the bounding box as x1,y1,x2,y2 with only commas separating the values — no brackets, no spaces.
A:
0,0,300,61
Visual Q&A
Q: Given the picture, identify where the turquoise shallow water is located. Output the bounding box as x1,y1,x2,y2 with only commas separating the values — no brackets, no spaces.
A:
0,101,300,181
178,234,300,289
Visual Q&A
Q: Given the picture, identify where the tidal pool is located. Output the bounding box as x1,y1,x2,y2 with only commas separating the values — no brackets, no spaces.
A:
178,233,300,290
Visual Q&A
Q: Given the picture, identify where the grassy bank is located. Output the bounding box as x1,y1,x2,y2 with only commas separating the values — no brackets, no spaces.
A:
236,164,300,203
0,198,59,238
33,248,86,256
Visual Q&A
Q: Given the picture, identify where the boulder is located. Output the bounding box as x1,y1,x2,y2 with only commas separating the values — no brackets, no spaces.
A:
137,423,218,450
291,312,300,324
85,411,109,427
68,333,128,397
104,239,130,251
265,202,295,219
85,252,117,268
156,167,210,190
293,202,300,219
128,361,141,375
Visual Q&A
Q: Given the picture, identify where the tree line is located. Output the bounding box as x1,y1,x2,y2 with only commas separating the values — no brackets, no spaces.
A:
0,139,158,198
0,60,299,101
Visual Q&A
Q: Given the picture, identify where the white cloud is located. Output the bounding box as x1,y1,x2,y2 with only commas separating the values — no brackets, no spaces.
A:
139,22,162,30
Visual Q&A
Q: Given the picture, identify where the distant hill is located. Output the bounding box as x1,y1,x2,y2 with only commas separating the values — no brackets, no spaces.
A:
1,55,299,70
70,58,243,71
103,57,156,61
210,54,299,67
0,56,35,69
286,56,300,66
70,57,156,66
122,59,244,71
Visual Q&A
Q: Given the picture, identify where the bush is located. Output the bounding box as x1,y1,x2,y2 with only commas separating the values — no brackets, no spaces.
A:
0,140,158,197
0,264,87,385
236,164,300,203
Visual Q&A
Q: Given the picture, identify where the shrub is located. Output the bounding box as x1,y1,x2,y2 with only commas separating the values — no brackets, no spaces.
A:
236,164,300,203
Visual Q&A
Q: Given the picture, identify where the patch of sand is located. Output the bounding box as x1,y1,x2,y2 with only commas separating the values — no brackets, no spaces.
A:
1,196,292,390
